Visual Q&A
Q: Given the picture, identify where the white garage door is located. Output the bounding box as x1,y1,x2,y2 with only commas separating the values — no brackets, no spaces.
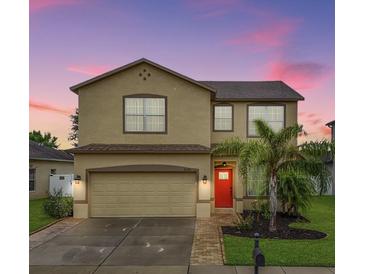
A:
90,172,197,217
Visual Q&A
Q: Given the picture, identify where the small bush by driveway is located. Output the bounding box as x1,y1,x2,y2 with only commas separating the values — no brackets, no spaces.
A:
30,198,58,233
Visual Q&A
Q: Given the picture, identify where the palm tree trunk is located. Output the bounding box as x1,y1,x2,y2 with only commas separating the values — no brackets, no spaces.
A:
269,172,278,232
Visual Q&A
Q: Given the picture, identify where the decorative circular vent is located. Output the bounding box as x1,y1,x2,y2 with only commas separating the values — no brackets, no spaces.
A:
138,69,151,80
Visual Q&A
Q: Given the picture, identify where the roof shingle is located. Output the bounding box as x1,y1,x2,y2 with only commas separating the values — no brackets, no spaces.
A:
29,141,74,161
200,81,304,101
66,144,211,154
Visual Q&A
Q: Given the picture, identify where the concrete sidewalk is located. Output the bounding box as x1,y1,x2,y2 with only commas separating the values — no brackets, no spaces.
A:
30,265,335,274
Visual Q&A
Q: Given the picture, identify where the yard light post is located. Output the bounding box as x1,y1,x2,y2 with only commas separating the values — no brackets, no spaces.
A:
252,233,265,274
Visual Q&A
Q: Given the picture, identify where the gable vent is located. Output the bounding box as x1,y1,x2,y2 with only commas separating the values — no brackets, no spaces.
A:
138,68,151,80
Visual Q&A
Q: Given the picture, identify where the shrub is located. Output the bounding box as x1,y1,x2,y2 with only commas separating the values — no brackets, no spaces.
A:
260,202,270,220
277,169,315,216
235,213,254,230
44,188,73,218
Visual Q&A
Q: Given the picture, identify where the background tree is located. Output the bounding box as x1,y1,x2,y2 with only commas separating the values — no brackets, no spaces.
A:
68,108,79,147
212,120,334,232
299,140,335,195
29,130,59,148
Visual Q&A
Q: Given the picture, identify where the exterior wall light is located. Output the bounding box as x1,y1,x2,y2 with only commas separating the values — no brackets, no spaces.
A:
74,175,81,184
222,161,227,167
202,175,208,184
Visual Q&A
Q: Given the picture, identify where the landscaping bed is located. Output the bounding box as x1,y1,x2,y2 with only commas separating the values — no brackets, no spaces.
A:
223,210,326,240
223,196,335,266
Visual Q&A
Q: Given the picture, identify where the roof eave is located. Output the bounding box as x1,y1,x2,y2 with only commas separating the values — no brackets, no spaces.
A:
30,157,74,162
214,97,304,102
70,58,216,94
66,150,210,154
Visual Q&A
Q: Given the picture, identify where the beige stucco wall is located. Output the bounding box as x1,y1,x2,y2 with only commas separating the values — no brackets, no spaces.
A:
29,160,74,199
73,153,211,218
77,62,212,147
211,101,298,144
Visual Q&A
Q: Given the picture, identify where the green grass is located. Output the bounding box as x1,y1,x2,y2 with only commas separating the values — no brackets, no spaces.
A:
224,196,335,266
29,198,58,233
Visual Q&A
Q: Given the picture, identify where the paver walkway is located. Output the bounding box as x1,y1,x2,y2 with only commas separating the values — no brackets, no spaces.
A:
190,213,237,265
29,217,84,250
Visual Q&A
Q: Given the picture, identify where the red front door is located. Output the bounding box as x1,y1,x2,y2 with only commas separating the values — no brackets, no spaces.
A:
215,168,233,208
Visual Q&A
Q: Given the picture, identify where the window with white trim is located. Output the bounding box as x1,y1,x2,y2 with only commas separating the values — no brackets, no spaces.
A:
29,169,35,191
124,97,166,132
214,105,233,131
246,167,267,196
248,105,284,136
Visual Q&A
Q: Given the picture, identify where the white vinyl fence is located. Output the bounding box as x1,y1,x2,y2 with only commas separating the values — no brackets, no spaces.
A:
49,174,74,197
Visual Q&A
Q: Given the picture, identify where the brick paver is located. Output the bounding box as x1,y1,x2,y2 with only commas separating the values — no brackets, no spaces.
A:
29,217,84,250
190,213,237,265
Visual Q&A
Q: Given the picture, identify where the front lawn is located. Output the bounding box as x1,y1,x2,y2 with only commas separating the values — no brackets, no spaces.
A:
224,196,334,266
29,198,58,233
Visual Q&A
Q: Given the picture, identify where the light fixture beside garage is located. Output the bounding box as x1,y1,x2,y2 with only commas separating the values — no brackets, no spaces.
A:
74,175,81,184
202,175,208,184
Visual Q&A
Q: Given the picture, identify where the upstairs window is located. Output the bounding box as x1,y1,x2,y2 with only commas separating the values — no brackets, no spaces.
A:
248,105,285,137
124,96,166,133
214,105,233,131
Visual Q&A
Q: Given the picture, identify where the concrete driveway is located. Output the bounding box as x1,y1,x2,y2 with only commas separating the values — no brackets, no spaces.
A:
30,217,195,272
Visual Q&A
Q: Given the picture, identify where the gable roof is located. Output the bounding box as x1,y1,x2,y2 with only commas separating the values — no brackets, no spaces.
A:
200,81,304,101
29,140,74,162
66,143,211,154
70,58,304,101
70,58,216,94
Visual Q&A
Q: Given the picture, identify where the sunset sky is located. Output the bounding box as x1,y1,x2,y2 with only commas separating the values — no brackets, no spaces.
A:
30,0,334,149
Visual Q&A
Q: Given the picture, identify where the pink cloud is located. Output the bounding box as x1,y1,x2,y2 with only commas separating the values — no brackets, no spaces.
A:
265,61,328,91
307,113,317,118
30,0,82,12
30,100,73,116
319,125,331,137
67,65,111,76
227,19,300,50
309,118,322,126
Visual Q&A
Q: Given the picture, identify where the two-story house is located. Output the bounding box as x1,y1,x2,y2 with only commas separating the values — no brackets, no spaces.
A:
68,58,304,218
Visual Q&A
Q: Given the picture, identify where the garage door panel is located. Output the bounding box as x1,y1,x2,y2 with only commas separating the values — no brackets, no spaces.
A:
90,172,197,217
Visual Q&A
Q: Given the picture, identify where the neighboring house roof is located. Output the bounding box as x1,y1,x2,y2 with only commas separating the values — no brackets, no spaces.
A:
66,144,211,154
29,140,74,162
69,58,304,101
326,120,335,127
200,81,304,101
70,58,216,94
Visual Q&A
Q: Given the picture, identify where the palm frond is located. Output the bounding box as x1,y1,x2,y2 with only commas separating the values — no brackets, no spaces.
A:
254,119,275,144
300,140,335,161
211,137,245,156
238,140,269,177
274,124,303,147
277,169,315,215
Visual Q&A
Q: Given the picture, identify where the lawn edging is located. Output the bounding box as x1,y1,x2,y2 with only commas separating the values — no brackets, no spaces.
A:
220,212,241,265
29,217,65,235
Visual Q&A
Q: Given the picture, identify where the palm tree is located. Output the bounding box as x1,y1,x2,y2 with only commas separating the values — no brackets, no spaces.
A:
212,120,333,232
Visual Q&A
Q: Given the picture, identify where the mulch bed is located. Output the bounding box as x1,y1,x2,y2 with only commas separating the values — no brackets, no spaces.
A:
222,210,327,240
